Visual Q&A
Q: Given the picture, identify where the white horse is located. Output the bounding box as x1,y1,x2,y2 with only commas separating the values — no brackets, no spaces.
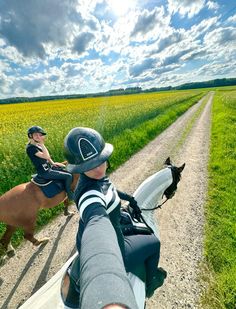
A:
19,157,185,309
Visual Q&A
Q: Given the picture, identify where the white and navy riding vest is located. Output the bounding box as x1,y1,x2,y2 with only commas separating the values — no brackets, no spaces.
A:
75,174,125,257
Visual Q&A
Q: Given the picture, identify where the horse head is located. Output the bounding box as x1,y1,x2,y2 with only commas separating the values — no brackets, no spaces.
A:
163,157,185,200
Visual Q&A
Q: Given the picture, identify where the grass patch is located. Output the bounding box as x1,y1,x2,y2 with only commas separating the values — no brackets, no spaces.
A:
201,87,236,309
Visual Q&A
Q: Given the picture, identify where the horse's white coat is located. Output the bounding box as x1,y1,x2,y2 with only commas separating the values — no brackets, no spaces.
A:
134,167,172,239
19,167,172,309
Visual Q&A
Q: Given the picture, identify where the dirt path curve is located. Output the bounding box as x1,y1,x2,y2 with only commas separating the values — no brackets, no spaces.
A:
0,93,213,309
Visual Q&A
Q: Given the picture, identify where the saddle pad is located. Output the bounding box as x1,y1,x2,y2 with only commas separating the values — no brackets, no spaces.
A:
39,181,64,198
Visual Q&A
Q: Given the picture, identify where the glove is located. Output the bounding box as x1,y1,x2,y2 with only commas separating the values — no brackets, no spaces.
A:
129,197,142,221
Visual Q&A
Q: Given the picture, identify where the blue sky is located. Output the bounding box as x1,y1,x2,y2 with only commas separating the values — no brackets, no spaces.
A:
0,0,235,99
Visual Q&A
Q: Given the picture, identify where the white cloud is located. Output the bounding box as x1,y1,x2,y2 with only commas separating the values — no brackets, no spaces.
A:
206,1,219,11
0,0,101,60
130,6,169,41
188,16,219,40
129,58,157,77
150,30,184,55
168,0,205,18
94,12,138,56
0,44,28,66
204,26,236,47
0,73,8,93
228,14,236,23
196,61,236,78
0,0,79,58
62,63,85,78
77,0,101,15
0,57,11,74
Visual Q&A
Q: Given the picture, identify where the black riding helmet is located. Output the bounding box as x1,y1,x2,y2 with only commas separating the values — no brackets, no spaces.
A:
64,127,113,173
27,126,47,138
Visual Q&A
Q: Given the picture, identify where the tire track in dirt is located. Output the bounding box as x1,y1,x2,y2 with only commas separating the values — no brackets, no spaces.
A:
0,93,213,309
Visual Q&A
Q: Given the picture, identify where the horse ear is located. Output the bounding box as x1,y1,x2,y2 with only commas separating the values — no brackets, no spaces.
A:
178,163,185,173
164,157,171,165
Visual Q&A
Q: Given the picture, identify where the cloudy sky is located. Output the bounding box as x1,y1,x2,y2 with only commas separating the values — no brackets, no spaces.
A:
0,0,235,99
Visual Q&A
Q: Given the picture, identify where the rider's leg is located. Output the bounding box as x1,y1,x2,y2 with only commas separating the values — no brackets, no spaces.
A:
40,169,74,200
61,272,80,308
124,234,166,297
61,256,80,308
124,233,160,274
145,266,167,298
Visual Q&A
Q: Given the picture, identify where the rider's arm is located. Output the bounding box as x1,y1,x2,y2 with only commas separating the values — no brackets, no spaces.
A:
117,190,141,219
77,187,126,265
34,144,55,165
80,205,138,309
117,190,133,202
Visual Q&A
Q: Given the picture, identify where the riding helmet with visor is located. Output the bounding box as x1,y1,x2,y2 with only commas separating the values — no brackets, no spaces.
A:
27,126,47,138
64,127,113,173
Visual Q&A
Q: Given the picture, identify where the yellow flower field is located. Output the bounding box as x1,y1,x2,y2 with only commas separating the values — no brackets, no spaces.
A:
0,90,204,194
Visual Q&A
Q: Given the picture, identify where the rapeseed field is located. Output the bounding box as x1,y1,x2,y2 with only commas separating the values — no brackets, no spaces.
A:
0,90,203,194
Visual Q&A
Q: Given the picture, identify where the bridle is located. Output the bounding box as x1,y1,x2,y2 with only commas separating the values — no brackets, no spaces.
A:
140,197,168,211
129,163,183,233
140,165,180,212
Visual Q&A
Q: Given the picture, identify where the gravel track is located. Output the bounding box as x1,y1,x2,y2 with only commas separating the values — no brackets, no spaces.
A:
0,92,213,309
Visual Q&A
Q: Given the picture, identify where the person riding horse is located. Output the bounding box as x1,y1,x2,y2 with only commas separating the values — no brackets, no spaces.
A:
26,126,74,200
61,127,167,307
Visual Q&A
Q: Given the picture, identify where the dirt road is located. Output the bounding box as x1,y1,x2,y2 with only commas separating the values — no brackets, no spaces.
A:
0,92,213,309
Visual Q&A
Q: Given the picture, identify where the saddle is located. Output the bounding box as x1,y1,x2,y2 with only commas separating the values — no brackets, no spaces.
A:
120,210,153,236
31,174,65,198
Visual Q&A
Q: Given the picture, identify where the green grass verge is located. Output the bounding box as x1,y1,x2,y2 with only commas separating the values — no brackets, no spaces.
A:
201,87,236,309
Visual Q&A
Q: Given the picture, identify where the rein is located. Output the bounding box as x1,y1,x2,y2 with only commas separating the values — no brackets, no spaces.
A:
129,198,169,235
140,197,168,211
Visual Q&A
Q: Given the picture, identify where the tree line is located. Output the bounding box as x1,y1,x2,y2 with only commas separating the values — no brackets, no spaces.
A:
0,77,235,105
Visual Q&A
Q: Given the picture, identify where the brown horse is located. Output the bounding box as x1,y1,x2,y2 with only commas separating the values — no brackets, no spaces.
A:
0,173,79,257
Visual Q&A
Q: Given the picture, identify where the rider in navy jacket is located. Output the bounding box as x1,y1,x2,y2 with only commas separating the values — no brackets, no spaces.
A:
63,127,166,307
26,126,74,200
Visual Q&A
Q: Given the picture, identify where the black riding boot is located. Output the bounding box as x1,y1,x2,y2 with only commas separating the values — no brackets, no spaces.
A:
146,267,167,298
